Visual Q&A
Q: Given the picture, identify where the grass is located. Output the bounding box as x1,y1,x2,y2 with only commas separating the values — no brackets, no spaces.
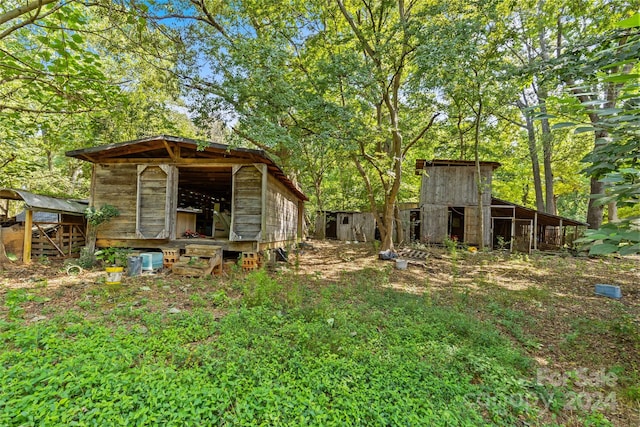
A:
1,248,638,426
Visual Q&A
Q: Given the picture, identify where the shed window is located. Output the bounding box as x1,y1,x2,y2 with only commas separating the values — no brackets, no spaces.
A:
342,216,349,225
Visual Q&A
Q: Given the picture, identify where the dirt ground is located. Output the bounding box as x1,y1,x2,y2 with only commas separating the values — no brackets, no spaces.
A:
1,240,639,425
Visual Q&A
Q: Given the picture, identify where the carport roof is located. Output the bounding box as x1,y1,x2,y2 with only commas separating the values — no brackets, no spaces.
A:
0,189,87,216
492,197,588,227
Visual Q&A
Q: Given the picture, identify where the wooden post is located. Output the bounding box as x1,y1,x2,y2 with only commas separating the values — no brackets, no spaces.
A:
23,209,32,264
510,207,515,253
297,201,304,242
260,164,267,243
533,212,538,251
559,219,563,246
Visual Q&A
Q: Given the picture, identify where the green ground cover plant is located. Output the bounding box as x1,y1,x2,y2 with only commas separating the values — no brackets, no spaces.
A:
0,269,541,426
2,244,638,427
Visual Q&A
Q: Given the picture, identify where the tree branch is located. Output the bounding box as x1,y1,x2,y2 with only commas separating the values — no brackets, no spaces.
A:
189,0,233,44
231,127,276,156
336,0,380,66
0,0,60,28
403,112,440,156
0,0,66,40
0,154,17,169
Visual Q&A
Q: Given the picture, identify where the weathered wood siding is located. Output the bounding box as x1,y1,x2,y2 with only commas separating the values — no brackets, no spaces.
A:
31,223,85,259
1,224,23,260
231,165,263,241
463,206,492,246
94,164,138,239
421,204,448,243
93,163,177,241
335,212,376,242
137,165,176,239
314,213,326,239
399,209,412,244
420,165,493,206
264,174,299,243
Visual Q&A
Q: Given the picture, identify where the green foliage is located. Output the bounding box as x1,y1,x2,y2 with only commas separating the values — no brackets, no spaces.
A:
574,220,640,256
85,204,119,228
0,2,117,115
241,269,284,308
545,13,640,245
2,289,48,320
94,247,130,266
443,236,458,256
0,269,546,426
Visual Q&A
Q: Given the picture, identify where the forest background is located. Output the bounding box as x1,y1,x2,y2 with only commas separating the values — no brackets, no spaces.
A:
1,0,638,251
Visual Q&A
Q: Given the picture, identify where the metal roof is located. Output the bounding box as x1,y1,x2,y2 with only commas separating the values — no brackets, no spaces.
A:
492,197,588,227
16,211,60,223
0,189,87,216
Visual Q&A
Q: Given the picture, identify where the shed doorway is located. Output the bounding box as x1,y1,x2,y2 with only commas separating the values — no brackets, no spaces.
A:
492,218,512,250
409,209,421,242
325,214,337,239
176,167,232,238
448,207,465,241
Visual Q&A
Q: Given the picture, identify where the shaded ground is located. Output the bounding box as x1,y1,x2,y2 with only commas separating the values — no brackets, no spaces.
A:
1,240,639,425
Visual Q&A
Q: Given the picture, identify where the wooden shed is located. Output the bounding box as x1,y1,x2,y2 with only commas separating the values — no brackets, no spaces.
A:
416,159,500,247
315,211,377,242
416,159,588,251
315,205,418,244
66,135,307,252
0,189,87,263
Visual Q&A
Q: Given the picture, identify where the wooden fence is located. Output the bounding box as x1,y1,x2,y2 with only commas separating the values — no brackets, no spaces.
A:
31,222,86,259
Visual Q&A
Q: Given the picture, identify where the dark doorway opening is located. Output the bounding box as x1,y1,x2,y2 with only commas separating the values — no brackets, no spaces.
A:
448,207,465,241
177,167,232,238
492,218,512,250
325,214,337,239
410,209,421,242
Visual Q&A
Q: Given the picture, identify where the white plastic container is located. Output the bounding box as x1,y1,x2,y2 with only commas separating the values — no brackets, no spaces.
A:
395,259,408,270
141,252,163,271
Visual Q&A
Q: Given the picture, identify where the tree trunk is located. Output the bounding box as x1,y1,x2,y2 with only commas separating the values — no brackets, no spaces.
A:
587,178,605,229
394,203,404,245
351,155,395,251
314,178,323,213
474,95,484,250
537,90,556,215
608,202,618,222
535,12,556,216
522,105,545,211
85,223,98,255
380,202,395,251
586,128,610,229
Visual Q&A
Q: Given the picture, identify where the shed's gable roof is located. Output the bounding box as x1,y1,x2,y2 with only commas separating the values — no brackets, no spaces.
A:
66,135,307,201
415,159,501,174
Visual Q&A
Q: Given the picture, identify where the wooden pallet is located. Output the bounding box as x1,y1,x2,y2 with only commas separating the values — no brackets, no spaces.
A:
171,245,222,277
396,248,430,260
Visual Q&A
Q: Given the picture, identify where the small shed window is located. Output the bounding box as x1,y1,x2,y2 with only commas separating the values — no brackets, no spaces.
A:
342,216,349,225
